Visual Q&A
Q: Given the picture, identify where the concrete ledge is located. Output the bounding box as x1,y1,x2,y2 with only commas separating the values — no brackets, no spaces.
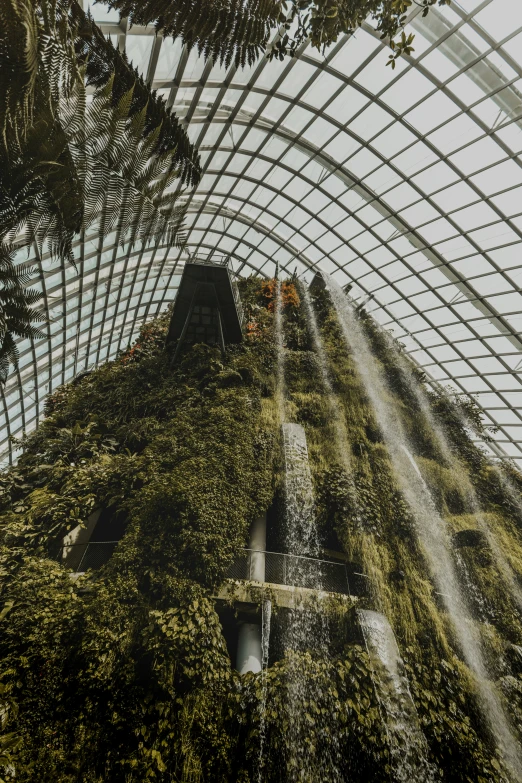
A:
214,579,356,613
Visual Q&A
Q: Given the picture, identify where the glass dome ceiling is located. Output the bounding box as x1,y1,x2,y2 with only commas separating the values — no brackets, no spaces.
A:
3,0,522,467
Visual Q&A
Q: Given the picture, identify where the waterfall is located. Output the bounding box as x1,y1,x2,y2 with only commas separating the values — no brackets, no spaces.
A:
303,284,434,780
323,273,522,781
262,599,272,670
491,465,522,522
275,278,286,427
281,422,340,782
282,423,318,561
257,599,272,783
270,281,341,782
358,610,435,783
380,326,522,617
400,443,494,622
300,284,354,476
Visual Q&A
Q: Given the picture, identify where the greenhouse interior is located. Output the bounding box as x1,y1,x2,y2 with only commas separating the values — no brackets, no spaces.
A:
2,0,522,780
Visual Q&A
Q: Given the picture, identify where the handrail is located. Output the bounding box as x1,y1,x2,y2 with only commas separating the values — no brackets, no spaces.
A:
241,548,367,576
61,541,120,546
59,540,119,573
186,253,231,267
58,544,369,597
227,548,370,597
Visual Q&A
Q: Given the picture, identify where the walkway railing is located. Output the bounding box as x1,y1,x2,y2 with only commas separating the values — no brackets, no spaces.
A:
59,541,118,572
59,544,369,598
226,549,369,597
231,280,245,326
188,253,231,267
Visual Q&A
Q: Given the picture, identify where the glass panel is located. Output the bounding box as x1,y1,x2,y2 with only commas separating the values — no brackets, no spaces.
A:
155,37,183,80
474,0,522,42
125,35,154,78
4,3,522,467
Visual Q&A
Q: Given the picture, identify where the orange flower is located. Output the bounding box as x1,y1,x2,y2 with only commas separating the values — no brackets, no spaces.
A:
260,279,300,311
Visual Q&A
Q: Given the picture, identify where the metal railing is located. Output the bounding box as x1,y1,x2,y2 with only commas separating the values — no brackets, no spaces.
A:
231,280,245,326
58,543,369,597
59,541,119,572
187,253,231,267
226,549,370,597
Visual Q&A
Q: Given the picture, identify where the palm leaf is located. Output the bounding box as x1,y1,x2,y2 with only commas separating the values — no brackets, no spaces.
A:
103,0,443,65
0,0,39,146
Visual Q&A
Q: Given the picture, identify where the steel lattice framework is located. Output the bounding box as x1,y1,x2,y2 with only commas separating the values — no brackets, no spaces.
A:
3,0,522,467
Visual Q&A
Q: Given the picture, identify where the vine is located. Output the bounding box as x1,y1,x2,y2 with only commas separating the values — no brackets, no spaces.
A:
0,277,520,782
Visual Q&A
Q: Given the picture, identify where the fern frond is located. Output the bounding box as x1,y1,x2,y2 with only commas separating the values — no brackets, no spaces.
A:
0,0,39,147
0,243,45,381
72,4,201,187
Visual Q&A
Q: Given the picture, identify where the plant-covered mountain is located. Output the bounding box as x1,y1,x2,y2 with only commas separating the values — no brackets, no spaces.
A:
0,277,521,782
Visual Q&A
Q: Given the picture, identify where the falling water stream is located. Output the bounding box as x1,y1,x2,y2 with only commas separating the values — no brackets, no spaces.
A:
358,609,435,783
300,285,353,475
491,466,522,523
324,273,522,781
281,422,341,783
273,281,341,781
378,326,522,617
303,283,434,782
274,278,286,427
257,599,272,783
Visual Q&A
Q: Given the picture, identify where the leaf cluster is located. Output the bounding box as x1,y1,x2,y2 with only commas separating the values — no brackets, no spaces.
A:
105,0,448,66
0,0,200,381
0,245,45,383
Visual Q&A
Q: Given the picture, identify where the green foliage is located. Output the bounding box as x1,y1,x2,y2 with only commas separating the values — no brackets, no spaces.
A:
304,280,522,779
0,285,277,780
251,645,390,782
0,1,200,244
1,276,521,782
73,5,200,187
107,0,280,69
0,245,45,384
104,0,449,67
404,651,508,782
0,0,200,380
2,72,188,261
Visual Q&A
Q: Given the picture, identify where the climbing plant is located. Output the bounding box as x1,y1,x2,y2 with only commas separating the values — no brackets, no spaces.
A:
0,287,276,782
0,276,521,782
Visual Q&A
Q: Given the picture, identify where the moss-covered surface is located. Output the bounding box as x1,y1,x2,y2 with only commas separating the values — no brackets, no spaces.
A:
0,277,521,781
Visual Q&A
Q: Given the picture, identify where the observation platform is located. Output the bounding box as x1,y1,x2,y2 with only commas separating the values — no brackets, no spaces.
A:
60,544,368,595
166,254,244,358
215,548,367,674
60,543,369,608
215,579,355,615
60,541,367,675
225,548,369,598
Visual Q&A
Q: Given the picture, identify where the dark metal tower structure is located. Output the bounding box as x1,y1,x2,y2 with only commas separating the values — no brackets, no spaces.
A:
166,255,244,360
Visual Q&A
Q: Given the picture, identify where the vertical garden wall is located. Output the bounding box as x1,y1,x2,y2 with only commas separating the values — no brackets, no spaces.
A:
0,277,521,782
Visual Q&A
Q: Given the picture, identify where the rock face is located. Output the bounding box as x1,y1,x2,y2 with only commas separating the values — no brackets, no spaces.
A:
452,529,488,548
507,643,522,675
389,569,406,586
